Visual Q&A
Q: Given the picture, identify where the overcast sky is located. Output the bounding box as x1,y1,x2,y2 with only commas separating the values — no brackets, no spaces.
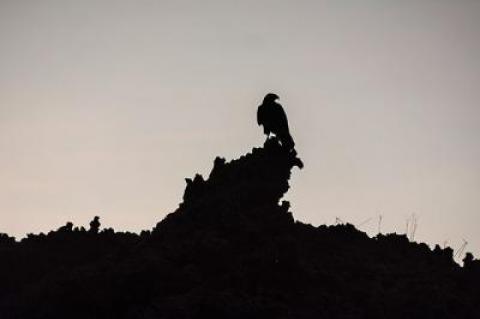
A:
1,0,479,257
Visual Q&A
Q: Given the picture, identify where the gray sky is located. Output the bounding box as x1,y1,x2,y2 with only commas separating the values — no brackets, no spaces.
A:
1,0,479,257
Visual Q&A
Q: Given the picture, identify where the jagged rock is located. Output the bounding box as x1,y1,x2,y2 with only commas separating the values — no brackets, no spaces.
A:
0,139,479,319
0,233,15,245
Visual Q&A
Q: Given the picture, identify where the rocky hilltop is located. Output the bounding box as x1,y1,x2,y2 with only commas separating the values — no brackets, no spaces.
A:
1,138,479,318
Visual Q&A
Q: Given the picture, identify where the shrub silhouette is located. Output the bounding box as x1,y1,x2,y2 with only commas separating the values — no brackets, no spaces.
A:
89,216,101,233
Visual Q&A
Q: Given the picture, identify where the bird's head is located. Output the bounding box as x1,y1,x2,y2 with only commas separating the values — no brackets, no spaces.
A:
263,93,279,103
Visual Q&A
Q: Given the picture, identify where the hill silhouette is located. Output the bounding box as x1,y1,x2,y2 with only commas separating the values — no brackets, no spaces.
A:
1,138,479,318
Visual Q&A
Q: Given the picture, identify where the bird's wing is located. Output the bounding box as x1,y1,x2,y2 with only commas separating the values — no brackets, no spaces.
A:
275,103,290,130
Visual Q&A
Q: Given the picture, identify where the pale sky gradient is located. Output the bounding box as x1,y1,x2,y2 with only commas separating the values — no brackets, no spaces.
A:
1,1,479,257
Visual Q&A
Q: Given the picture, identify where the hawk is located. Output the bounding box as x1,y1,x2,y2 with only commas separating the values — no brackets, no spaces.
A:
257,93,295,150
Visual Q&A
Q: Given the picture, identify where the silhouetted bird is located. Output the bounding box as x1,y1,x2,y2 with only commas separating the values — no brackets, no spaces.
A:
257,93,295,150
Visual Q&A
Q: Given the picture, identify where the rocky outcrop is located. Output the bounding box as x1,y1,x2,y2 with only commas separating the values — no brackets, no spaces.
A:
0,138,479,318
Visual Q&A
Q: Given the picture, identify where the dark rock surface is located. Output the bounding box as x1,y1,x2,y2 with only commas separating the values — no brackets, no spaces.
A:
1,138,479,318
